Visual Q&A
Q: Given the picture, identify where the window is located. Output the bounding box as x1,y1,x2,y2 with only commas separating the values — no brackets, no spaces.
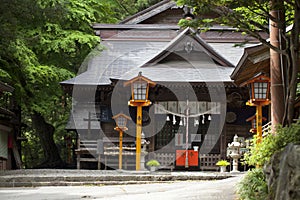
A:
133,81,147,100
253,82,268,99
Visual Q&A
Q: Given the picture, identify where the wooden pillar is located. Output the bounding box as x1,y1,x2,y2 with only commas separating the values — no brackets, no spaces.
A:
256,105,263,143
136,106,142,171
119,130,123,170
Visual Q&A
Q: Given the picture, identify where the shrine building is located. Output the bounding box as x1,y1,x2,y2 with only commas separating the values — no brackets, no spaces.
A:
61,0,268,170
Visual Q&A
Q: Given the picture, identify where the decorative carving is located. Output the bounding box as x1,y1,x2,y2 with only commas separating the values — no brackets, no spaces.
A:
184,41,193,53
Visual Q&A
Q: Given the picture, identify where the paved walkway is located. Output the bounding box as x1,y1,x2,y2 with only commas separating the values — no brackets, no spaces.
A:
0,169,244,199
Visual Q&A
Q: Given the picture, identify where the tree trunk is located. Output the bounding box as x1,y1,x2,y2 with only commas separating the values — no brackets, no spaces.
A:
31,111,64,168
286,3,300,126
270,0,286,127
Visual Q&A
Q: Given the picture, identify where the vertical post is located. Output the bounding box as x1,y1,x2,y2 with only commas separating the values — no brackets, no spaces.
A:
256,105,263,144
185,100,189,168
136,106,142,171
77,138,80,169
88,112,91,138
119,130,123,170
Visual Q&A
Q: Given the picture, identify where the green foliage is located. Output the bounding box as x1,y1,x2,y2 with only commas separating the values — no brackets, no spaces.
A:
101,0,161,20
136,0,162,11
178,18,205,30
177,0,269,31
21,129,43,169
244,122,300,167
216,159,230,166
176,0,295,35
0,0,125,167
237,168,268,200
146,159,160,167
0,0,164,168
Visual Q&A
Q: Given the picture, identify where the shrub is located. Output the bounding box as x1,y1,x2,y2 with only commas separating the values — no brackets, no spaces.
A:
239,122,300,200
146,159,160,167
216,160,230,166
243,122,300,166
237,168,268,200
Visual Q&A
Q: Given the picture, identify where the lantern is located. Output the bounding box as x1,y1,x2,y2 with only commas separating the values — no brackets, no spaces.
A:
242,73,270,144
243,73,270,105
112,113,130,131
112,113,131,170
124,72,156,104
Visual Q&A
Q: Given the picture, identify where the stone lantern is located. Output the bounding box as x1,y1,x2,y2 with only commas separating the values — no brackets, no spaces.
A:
228,134,242,173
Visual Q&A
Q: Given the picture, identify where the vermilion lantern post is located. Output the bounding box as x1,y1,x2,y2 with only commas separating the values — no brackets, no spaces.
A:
246,115,267,134
124,72,156,171
243,73,270,143
112,113,131,170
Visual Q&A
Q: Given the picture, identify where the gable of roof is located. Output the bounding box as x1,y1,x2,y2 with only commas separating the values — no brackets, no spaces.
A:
118,28,235,83
142,27,235,68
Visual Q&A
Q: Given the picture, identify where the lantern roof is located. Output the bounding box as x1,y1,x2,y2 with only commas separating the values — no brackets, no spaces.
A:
241,73,270,87
246,114,267,122
112,113,131,120
123,72,156,87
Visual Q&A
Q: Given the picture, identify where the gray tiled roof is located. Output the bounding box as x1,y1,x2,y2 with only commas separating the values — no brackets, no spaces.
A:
118,28,234,83
61,28,247,86
120,0,176,24
209,43,257,66
120,63,233,83
61,40,169,85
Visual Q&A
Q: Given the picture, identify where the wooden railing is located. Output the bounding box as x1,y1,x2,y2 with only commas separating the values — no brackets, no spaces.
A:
262,121,272,137
75,137,136,170
75,139,100,169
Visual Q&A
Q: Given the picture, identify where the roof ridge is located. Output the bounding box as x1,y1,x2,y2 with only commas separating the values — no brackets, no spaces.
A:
120,0,176,24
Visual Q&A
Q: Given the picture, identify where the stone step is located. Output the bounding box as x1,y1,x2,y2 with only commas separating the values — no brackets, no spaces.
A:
0,169,234,187
0,174,228,185
0,180,180,187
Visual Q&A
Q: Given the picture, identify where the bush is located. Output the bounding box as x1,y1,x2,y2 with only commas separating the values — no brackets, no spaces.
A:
237,168,268,200
239,122,300,200
146,159,160,167
243,122,300,166
216,160,230,166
